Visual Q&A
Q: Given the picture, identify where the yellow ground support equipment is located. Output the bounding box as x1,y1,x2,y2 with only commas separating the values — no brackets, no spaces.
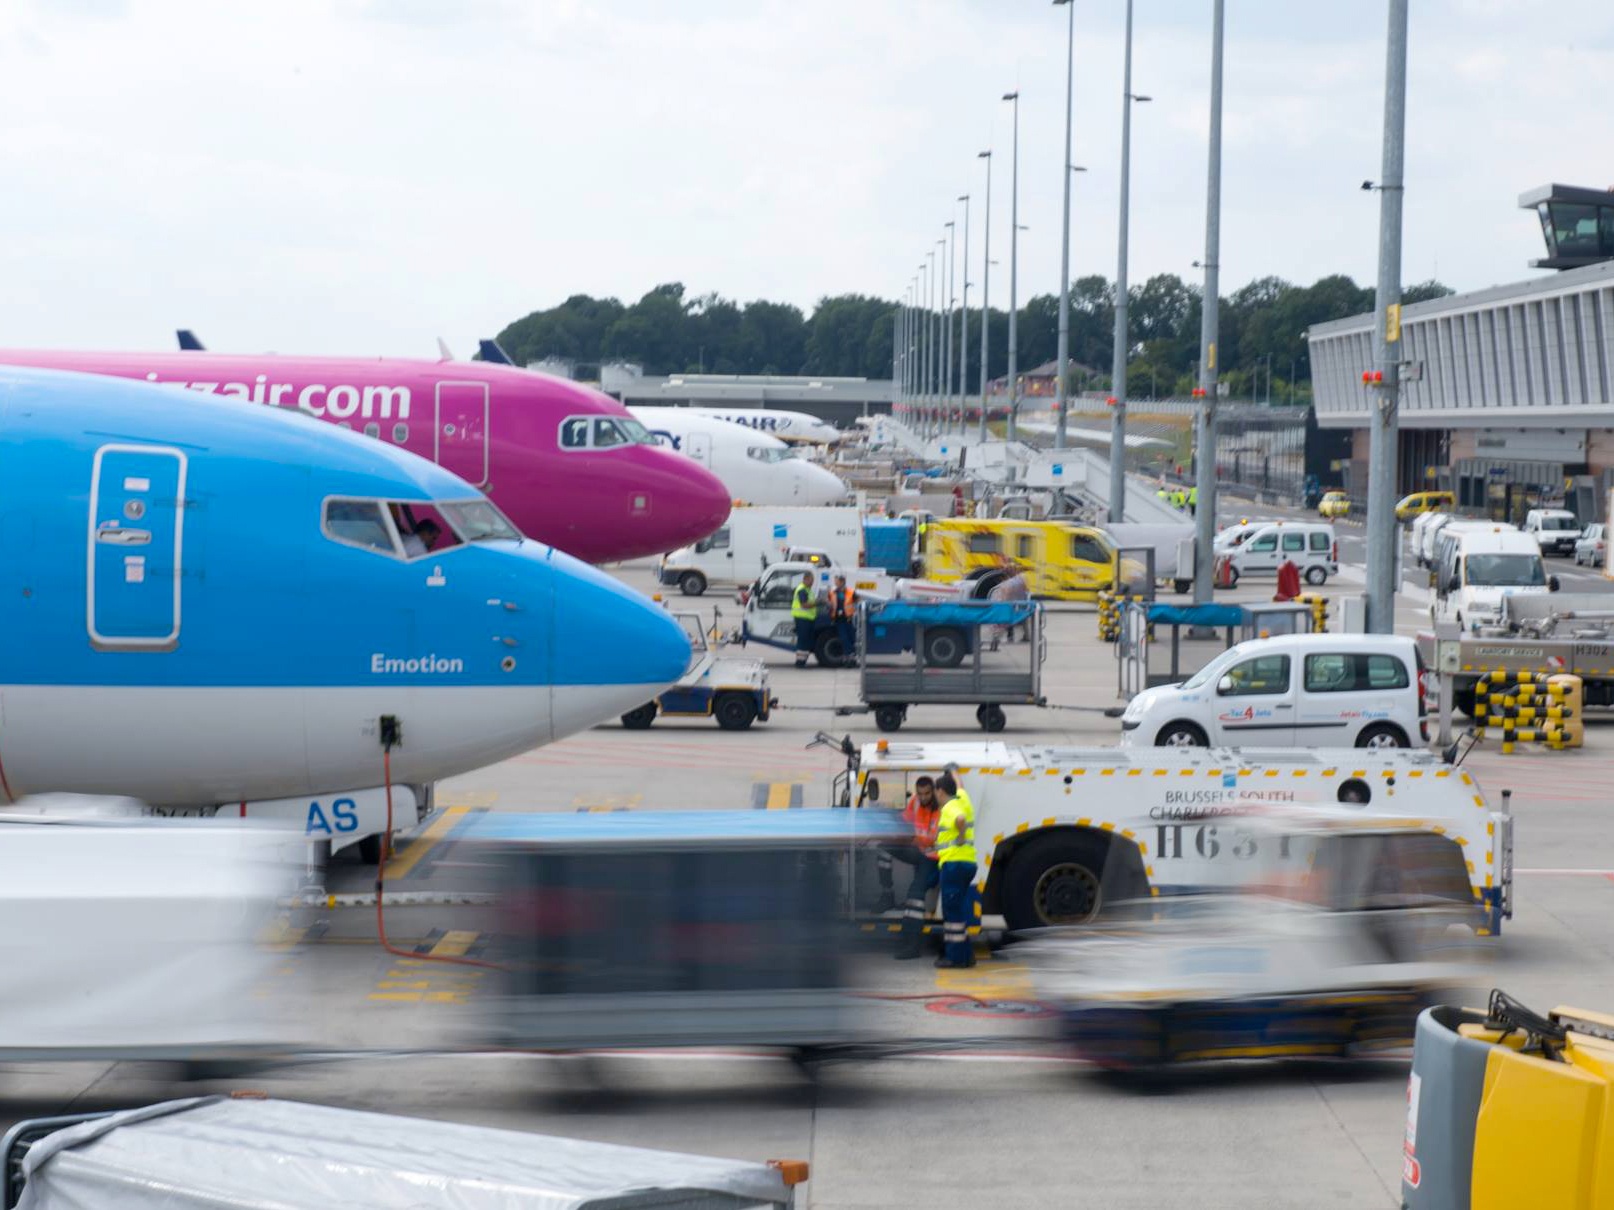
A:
1292,592,1330,634
1404,990,1614,1210
1473,671,1584,753
1098,590,1121,642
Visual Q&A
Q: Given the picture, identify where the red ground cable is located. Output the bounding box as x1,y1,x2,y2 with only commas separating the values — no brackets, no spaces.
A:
374,746,504,972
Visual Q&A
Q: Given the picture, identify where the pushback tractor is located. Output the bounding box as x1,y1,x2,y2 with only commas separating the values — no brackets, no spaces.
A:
838,742,1513,935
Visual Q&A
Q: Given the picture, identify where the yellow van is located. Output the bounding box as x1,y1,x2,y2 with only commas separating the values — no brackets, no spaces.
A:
922,519,1120,601
1395,490,1454,521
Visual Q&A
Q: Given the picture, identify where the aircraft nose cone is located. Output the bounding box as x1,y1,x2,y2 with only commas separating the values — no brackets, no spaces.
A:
657,459,732,552
804,464,850,505
548,553,690,740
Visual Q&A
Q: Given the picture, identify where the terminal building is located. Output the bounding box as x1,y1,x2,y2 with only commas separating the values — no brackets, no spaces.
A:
1308,184,1614,521
596,365,894,426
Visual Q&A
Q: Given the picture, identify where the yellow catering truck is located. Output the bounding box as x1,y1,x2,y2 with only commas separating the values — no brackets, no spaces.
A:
922,519,1121,601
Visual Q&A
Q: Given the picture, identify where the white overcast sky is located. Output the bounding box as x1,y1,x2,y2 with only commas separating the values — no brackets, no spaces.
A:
0,0,1608,356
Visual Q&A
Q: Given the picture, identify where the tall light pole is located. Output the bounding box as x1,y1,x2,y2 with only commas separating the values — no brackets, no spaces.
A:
1003,90,1022,445
944,221,956,434
1109,0,1150,521
1053,0,1076,450
1191,0,1225,606
1365,0,1410,634
923,259,936,435
978,149,993,443
936,237,948,432
957,194,970,436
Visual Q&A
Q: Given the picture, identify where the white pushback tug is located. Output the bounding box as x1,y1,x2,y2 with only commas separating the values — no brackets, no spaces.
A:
843,742,1512,936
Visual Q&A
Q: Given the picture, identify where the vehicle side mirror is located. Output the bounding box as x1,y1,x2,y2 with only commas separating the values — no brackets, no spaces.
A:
1447,575,1460,592
1549,575,1561,592
1216,675,1234,695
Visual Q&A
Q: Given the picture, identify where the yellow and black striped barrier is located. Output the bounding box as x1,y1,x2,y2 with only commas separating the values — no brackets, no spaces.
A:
1474,670,1584,754
1098,590,1121,643
1293,593,1330,634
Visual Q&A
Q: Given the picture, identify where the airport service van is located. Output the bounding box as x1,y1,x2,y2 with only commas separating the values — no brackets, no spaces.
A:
659,506,866,596
847,742,1512,935
660,509,916,596
1432,524,1557,631
922,519,1121,601
1117,634,1428,751
1221,522,1338,586
1522,508,1582,557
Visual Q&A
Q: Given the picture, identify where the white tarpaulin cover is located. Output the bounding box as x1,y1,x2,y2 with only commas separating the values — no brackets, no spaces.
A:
18,1097,799,1209
0,812,300,1054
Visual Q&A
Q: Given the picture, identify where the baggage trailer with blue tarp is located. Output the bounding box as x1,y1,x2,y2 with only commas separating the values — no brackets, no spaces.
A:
461,809,910,1059
840,599,1046,732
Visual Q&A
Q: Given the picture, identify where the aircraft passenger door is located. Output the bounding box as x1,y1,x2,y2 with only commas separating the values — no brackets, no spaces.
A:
435,382,489,487
88,444,186,652
685,432,712,466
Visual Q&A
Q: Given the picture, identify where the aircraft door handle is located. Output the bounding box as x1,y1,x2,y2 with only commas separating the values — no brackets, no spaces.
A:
96,527,151,546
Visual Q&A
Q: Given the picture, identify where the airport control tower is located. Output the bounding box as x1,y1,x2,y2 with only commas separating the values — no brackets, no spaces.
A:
1520,183,1614,270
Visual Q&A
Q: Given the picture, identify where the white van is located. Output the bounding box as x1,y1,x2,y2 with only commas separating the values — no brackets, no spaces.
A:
1522,508,1582,557
1118,633,1427,750
1432,524,1557,631
1222,522,1338,585
1410,511,1453,568
659,505,864,596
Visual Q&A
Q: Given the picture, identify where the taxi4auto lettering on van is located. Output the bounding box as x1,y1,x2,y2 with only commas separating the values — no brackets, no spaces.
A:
1150,780,1316,863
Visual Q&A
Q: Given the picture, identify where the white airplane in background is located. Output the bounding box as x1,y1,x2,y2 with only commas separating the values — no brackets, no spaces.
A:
686,407,843,445
627,407,849,507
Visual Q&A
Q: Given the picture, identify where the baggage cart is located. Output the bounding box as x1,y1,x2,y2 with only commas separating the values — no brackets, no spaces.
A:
3,1096,808,1208
841,599,1044,732
462,809,909,1058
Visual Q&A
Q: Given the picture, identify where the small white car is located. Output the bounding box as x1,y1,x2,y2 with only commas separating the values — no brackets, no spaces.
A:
1523,508,1581,557
1119,633,1427,750
1574,523,1607,568
1221,522,1338,586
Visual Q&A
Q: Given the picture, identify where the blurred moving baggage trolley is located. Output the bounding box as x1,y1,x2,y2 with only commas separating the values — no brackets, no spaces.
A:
844,599,1046,733
2,1096,809,1209
464,809,909,1056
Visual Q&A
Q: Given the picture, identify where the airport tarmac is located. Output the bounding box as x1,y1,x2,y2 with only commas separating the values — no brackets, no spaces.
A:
6,555,1614,1208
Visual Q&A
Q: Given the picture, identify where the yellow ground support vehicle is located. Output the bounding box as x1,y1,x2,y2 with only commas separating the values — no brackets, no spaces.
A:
1397,490,1455,522
1319,490,1352,518
1404,990,1614,1209
921,519,1120,601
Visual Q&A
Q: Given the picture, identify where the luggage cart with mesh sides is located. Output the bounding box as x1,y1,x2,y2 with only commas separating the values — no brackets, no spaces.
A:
841,599,1045,733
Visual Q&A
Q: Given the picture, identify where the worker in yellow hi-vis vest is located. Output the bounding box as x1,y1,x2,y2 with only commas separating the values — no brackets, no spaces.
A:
931,772,978,969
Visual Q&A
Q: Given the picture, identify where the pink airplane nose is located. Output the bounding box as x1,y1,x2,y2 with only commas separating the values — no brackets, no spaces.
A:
648,457,732,554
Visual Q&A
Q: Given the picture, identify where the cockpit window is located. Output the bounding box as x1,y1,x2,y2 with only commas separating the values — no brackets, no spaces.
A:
747,446,795,463
390,502,462,559
593,417,630,448
560,414,655,450
441,499,522,542
617,417,653,444
324,499,401,557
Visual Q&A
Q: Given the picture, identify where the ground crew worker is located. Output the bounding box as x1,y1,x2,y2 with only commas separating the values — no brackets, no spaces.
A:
931,772,977,969
827,573,857,666
791,572,818,667
891,777,941,959
1187,484,1198,516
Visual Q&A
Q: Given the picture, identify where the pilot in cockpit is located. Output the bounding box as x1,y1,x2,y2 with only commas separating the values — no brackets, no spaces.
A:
401,518,441,558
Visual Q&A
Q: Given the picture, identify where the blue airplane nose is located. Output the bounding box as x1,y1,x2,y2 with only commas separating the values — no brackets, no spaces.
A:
547,551,691,738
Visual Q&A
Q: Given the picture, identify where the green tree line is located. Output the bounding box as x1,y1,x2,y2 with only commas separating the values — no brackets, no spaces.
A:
495,275,1453,402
